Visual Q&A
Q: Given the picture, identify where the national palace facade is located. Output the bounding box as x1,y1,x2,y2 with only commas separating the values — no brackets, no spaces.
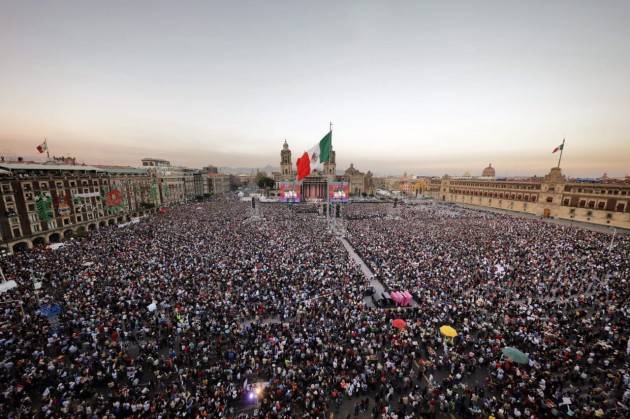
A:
427,166,630,229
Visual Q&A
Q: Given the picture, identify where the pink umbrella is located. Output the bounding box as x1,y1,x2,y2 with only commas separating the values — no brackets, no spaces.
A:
392,292,403,305
403,291,413,306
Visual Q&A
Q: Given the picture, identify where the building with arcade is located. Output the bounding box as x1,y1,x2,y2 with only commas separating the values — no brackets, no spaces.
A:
427,165,630,229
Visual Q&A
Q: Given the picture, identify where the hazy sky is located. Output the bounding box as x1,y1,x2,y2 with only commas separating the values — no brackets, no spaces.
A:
1,0,629,177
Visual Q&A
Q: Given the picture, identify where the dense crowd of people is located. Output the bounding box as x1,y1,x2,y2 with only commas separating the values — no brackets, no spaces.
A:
347,203,630,417
0,197,628,418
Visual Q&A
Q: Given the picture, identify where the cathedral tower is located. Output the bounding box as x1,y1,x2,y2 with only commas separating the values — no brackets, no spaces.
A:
280,140,292,177
323,149,336,176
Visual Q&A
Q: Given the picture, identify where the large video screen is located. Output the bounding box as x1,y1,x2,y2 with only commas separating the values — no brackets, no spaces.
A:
328,181,349,203
279,182,301,202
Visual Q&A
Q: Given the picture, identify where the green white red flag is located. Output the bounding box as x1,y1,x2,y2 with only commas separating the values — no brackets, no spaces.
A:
296,131,332,180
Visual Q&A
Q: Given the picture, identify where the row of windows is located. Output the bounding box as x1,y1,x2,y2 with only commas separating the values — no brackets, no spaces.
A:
562,198,627,212
450,182,540,190
450,189,538,202
564,188,628,196
1,178,154,194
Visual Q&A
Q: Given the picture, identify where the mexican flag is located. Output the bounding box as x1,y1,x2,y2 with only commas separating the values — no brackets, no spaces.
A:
36,140,48,154
296,131,332,180
552,141,564,153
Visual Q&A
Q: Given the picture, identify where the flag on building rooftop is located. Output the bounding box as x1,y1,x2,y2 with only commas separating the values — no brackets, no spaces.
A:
296,131,332,180
36,140,48,154
552,142,564,153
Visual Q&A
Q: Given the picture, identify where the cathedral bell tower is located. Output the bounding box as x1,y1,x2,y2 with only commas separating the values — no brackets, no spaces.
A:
323,149,336,176
280,140,293,178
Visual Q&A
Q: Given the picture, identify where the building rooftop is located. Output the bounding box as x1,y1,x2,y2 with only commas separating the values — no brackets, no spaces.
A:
0,162,101,172
141,157,170,162
0,162,147,175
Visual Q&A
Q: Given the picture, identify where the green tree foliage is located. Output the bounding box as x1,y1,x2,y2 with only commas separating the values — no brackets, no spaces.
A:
257,176,275,189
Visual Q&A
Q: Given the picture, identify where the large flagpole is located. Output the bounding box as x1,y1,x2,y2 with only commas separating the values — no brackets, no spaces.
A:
557,138,565,168
327,122,332,224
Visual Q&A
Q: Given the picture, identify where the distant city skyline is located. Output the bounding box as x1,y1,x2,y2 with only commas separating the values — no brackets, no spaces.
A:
1,1,629,177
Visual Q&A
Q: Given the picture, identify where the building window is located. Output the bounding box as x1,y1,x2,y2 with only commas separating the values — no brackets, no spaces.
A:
588,201,595,208
69,181,77,187
56,181,64,189
7,206,18,218
563,199,570,206
39,182,49,189
27,203,35,212
597,201,605,210
63,218,70,225
616,203,626,212
31,223,41,232
546,197,553,203
12,228,21,237
28,213,39,223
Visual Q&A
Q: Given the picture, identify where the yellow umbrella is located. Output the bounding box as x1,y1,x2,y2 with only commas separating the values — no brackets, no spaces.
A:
439,325,458,337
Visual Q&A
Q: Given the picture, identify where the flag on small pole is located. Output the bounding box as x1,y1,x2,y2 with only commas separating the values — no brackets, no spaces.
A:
36,140,48,154
552,138,565,168
36,139,50,159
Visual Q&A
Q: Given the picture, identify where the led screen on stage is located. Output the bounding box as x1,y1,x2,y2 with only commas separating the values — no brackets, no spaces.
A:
328,181,349,203
279,182,301,202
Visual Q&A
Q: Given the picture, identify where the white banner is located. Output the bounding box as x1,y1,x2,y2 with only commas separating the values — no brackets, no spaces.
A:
117,217,141,228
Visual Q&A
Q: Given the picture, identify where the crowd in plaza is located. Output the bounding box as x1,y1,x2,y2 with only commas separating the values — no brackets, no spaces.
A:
0,197,628,418
347,204,630,417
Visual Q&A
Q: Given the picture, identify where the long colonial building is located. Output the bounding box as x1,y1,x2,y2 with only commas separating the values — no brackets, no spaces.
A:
427,166,630,229
0,158,229,253
0,162,154,253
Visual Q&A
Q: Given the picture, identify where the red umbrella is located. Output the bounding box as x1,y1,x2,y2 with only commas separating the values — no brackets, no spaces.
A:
392,319,407,330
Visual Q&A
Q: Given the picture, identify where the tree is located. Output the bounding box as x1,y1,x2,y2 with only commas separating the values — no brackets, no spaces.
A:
257,176,275,190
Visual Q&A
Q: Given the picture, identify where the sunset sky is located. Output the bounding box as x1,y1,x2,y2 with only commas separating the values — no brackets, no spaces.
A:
1,1,629,177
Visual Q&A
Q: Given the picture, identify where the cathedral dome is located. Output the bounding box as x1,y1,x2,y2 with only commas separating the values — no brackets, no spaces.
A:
482,163,495,177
